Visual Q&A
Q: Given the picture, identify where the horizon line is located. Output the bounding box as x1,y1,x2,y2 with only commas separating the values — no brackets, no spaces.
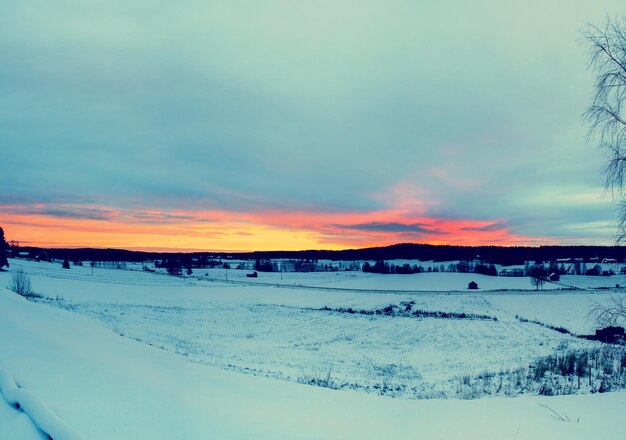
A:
7,241,622,255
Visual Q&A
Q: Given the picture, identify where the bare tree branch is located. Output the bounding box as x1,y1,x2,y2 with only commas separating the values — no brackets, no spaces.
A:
588,295,626,328
583,15,626,241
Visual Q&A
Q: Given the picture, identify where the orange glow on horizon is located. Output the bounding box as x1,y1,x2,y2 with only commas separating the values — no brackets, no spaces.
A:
0,202,552,252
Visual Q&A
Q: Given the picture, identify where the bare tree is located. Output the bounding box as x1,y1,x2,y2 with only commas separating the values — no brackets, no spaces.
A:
528,264,548,290
530,276,545,291
583,15,626,240
584,16,626,329
588,296,626,328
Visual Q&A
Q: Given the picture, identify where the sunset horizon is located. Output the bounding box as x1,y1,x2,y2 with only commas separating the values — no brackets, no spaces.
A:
1,204,577,253
2,2,624,253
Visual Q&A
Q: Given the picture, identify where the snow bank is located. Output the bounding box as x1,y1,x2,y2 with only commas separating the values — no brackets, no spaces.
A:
0,367,84,440
0,391,47,440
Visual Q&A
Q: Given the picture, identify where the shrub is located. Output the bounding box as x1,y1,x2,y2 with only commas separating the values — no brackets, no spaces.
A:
515,315,573,335
447,346,626,399
319,303,497,321
8,269,35,297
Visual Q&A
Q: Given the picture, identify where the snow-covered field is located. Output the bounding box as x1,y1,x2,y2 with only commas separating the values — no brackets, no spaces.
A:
2,258,626,438
199,266,564,291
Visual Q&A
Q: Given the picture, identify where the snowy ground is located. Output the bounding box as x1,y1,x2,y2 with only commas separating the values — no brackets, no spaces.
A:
2,259,626,438
2,289,626,439
1,260,619,394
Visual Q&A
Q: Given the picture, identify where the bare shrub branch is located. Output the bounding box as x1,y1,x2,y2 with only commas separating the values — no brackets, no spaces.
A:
8,269,34,297
539,404,572,423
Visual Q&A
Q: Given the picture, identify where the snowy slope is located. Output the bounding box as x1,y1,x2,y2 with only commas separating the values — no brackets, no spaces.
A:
2,291,626,439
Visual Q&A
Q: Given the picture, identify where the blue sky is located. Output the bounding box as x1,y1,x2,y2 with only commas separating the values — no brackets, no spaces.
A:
1,1,624,250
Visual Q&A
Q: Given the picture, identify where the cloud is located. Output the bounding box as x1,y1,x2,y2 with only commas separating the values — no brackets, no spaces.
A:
461,223,508,233
1,0,624,249
2,204,116,221
0,199,541,250
126,211,201,224
334,222,445,234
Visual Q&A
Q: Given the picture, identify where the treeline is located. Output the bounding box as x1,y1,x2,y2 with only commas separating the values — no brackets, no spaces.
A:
240,243,626,265
8,243,626,266
362,260,499,275
253,259,360,272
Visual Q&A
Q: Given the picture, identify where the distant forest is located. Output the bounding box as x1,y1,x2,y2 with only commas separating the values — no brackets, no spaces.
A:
7,243,626,266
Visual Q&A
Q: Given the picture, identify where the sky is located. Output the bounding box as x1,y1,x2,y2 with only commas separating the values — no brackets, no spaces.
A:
1,0,625,251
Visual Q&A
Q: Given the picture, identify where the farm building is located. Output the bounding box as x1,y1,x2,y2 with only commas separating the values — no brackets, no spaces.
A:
594,326,625,343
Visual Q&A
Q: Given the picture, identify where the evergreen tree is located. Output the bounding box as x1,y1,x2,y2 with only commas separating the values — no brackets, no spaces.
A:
371,260,389,274
165,259,182,276
0,227,8,270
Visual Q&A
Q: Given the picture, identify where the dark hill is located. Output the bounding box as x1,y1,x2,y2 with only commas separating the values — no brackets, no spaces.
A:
8,243,626,266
